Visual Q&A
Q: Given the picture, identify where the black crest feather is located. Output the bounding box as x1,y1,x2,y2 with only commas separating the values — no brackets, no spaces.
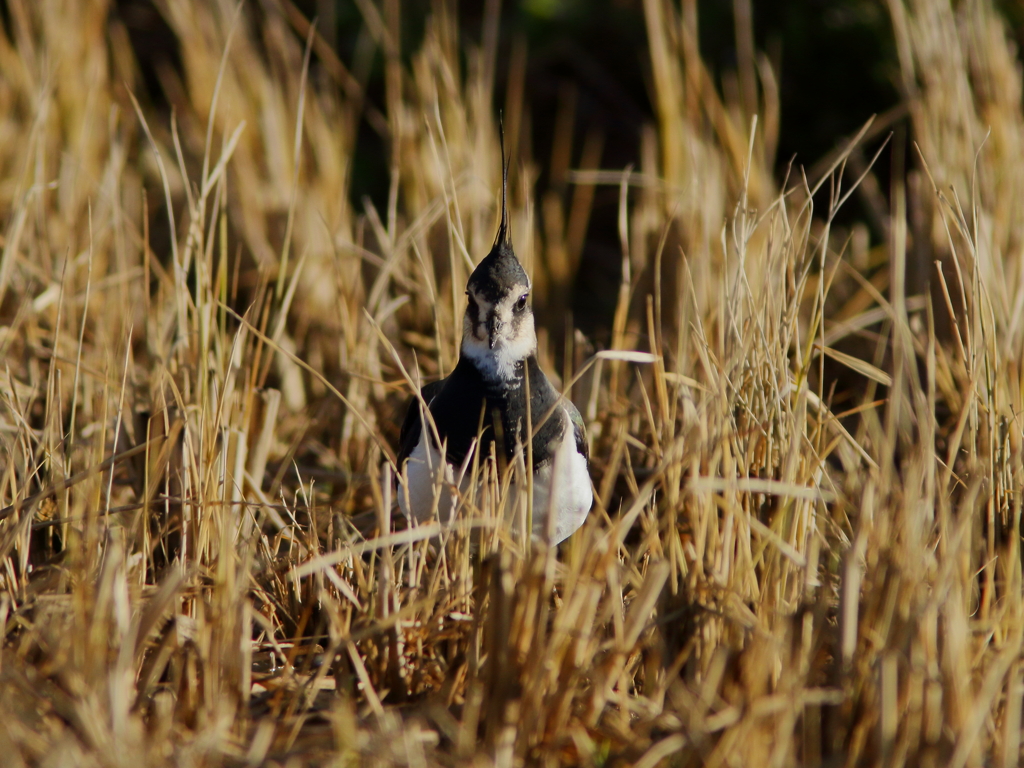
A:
495,118,512,251
467,118,528,302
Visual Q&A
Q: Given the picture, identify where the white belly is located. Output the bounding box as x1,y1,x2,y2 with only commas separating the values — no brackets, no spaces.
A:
529,408,593,544
397,433,461,526
397,407,592,544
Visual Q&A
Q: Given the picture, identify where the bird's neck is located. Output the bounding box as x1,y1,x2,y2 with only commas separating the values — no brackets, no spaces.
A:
460,339,531,386
449,353,562,464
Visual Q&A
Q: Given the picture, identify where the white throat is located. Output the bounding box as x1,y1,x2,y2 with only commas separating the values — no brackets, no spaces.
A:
461,333,534,381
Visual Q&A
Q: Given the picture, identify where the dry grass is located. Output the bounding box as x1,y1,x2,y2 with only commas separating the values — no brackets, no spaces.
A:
0,0,1023,765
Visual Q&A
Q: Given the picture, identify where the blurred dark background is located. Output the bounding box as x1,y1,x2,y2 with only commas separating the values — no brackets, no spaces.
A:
112,0,914,345
114,0,901,211
99,0,1021,455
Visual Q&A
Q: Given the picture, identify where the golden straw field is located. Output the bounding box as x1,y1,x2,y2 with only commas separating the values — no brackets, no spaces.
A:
1,0,1023,765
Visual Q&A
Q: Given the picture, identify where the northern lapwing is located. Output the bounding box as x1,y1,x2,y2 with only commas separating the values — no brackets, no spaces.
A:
396,159,592,544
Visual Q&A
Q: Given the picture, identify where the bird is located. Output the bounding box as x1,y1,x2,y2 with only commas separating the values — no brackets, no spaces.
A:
396,157,592,545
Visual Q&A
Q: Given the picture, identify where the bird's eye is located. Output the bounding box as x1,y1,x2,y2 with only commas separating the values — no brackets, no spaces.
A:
514,294,528,312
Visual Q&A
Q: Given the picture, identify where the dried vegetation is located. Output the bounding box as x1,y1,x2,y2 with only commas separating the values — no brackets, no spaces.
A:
0,0,1023,765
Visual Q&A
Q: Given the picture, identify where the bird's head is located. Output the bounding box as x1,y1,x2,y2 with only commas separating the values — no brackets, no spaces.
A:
461,161,536,381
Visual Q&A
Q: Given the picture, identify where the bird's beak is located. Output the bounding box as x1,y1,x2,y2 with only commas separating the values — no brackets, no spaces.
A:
487,313,499,349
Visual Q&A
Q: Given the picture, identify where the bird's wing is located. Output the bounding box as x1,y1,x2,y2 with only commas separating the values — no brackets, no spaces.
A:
563,398,589,462
397,378,447,466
